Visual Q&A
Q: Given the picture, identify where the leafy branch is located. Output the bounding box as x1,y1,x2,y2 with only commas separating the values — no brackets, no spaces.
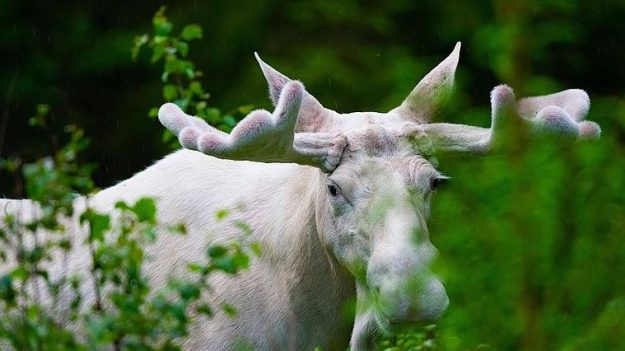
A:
132,6,253,148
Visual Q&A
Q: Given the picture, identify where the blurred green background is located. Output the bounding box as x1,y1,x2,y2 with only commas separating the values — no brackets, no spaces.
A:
1,0,624,350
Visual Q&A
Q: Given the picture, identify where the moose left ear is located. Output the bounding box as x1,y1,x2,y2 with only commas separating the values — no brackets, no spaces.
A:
255,53,329,133
391,42,461,124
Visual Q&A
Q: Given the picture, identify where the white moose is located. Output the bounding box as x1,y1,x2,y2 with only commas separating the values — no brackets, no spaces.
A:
1,43,600,350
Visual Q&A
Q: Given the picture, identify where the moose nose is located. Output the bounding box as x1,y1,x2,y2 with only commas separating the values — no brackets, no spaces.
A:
377,275,449,324
409,278,449,321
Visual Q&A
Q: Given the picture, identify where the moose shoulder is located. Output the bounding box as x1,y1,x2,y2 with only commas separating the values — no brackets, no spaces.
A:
1,43,600,351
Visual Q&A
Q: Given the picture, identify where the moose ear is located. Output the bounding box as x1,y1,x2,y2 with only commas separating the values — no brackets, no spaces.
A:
254,53,329,132
391,42,461,123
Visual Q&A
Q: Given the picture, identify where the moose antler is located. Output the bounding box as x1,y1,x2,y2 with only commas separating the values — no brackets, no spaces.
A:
414,85,600,154
391,42,461,123
386,43,600,154
158,81,347,172
254,53,330,133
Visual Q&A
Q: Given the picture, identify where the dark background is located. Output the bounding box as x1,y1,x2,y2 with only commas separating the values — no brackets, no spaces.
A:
2,0,623,191
1,1,624,350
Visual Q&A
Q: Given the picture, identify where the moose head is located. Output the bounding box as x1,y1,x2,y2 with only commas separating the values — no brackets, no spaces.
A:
158,42,600,349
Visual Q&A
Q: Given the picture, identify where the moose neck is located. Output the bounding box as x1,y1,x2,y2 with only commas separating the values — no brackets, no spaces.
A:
30,150,357,350
182,154,356,349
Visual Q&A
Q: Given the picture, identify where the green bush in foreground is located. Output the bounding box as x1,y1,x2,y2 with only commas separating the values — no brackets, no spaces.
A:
0,11,258,349
0,114,255,350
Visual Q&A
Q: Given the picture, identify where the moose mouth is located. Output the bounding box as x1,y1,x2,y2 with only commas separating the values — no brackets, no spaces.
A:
369,276,449,330
352,307,441,350
375,308,445,335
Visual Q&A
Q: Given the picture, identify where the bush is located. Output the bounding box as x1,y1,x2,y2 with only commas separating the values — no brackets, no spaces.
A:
0,11,257,350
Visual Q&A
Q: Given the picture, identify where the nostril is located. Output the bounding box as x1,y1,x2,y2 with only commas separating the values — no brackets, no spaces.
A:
375,275,449,324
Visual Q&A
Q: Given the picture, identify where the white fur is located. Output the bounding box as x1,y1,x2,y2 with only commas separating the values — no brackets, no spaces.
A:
0,142,447,351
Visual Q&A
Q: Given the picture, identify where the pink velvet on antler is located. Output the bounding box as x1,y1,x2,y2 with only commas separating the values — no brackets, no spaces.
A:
159,44,601,167
158,81,346,172
385,43,600,154
416,85,601,154
516,88,600,139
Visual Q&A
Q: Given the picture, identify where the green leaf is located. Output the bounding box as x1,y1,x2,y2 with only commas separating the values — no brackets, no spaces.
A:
164,57,193,75
131,34,149,61
207,245,227,259
222,303,237,317
178,282,200,300
0,275,16,305
237,104,255,115
169,302,186,321
133,33,148,47
151,45,166,64
196,303,213,317
189,81,204,95
153,16,173,36
186,263,204,273
162,130,175,143
114,200,131,211
142,226,157,241
213,256,236,274
132,197,157,223
234,220,252,235
10,266,28,281
223,115,237,128
250,243,262,256
168,223,187,235
176,41,189,57
58,238,72,251
90,214,110,242
37,104,50,116
215,209,229,220
80,209,111,242
232,251,250,270
180,24,203,41
163,84,178,101
148,107,159,118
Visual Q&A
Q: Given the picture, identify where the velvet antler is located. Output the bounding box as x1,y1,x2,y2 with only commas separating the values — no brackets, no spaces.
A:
159,45,601,167
390,42,461,124
158,81,346,172
417,85,601,154
387,42,600,153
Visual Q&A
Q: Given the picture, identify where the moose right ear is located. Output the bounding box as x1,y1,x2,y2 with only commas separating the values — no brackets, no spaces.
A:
254,53,329,133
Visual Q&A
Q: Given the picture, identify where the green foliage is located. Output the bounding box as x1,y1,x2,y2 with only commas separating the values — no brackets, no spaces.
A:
132,6,252,148
0,11,259,350
429,134,625,351
0,118,257,350
378,325,437,351
132,6,208,112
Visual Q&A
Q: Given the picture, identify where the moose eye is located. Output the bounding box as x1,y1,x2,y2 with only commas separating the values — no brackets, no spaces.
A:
327,183,341,197
430,176,447,191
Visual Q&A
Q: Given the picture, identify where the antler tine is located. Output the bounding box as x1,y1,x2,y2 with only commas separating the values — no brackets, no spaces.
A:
491,85,601,143
516,89,600,139
417,85,601,154
391,42,461,123
158,81,347,172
